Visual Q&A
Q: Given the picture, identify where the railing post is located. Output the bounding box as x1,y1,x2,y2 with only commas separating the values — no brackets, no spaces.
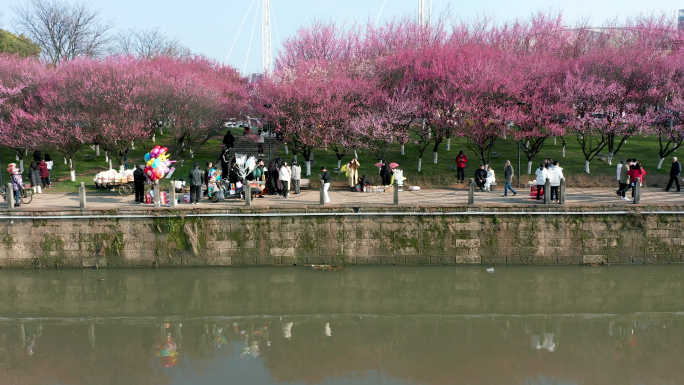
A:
393,181,399,205
169,180,178,207
7,183,14,210
468,178,475,205
154,180,161,208
559,178,566,204
245,182,252,206
320,180,325,205
544,178,550,204
634,178,641,204
79,182,86,209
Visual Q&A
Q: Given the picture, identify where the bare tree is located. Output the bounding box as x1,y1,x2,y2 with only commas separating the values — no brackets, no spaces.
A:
112,27,190,58
13,0,113,65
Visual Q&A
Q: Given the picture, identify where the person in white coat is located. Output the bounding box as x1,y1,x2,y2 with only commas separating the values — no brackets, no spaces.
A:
534,163,549,202
547,161,564,202
484,166,496,191
278,162,292,199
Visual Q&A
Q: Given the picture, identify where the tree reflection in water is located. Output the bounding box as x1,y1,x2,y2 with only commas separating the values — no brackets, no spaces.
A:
0,314,682,385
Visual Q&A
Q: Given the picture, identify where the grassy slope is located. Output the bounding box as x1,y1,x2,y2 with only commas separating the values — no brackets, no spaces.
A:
5,129,675,194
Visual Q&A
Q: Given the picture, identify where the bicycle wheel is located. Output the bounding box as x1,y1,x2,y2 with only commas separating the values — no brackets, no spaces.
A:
119,184,132,196
21,189,32,204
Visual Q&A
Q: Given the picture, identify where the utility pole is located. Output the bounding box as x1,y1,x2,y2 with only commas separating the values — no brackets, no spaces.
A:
418,0,431,27
262,0,272,73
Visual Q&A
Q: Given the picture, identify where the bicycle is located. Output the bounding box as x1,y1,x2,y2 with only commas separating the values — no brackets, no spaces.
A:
0,186,33,204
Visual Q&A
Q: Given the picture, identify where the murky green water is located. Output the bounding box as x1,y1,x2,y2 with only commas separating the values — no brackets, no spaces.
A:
1,266,683,385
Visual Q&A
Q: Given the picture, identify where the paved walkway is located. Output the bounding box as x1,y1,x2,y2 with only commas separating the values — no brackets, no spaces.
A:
7,185,684,212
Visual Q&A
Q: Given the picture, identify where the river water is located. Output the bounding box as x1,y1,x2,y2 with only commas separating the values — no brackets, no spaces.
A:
1,265,683,385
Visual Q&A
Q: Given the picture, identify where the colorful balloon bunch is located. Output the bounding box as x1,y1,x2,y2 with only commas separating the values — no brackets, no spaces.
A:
144,146,176,181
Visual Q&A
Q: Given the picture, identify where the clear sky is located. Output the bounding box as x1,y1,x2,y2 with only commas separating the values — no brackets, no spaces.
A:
1,0,682,75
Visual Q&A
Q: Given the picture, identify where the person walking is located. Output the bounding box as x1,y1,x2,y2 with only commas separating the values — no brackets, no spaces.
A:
222,131,235,150
38,158,49,190
455,151,468,183
618,159,632,200
547,161,564,202
291,161,302,194
133,165,146,204
502,160,517,197
474,164,487,191
321,165,331,203
665,157,681,192
10,166,22,207
28,161,41,194
535,163,549,202
616,161,623,192
43,153,53,188
188,163,204,204
279,161,292,198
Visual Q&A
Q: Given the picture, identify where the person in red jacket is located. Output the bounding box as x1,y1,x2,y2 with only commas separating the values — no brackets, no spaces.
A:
627,161,646,199
38,159,50,189
455,151,468,183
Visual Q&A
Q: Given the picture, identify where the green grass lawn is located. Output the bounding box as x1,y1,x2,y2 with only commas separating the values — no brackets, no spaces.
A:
3,129,675,194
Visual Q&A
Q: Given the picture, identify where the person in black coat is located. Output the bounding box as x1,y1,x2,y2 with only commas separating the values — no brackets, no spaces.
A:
219,147,230,179
133,165,146,204
474,164,487,190
222,131,235,149
665,156,681,192
267,161,278,195
380,161,393,186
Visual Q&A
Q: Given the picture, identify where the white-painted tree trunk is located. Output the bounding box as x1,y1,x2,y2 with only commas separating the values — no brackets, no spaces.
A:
527,161,532,174
562,145,566,158
305,161,311,176
418,158,422,172
24,149,27,156
119,165,124,173
69,159,75,181
433,152,438,164
400,145,404,156
95,144,100,156
607,153,613,165
337,159,341,169
105,152,108,163
446,138,451,151
109,159,113,170
131,141,135,150
554,137,557,145
159,127,163,135
657,157,665,169
585,160,590,174
354,150,358,159
152,134,155,142
19,159,23,173
284,144,288,154
293,155,297,162
64,157,67,165
15,154,18,161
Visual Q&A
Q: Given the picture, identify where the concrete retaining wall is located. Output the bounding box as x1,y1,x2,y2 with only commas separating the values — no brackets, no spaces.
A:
0,210,682,267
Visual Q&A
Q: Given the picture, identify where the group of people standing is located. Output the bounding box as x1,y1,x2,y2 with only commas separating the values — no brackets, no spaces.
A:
534,159,565,202
616,159,647,201
28,153,53,193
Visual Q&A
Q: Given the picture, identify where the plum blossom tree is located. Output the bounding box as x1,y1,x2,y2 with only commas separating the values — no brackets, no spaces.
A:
144,56,247,163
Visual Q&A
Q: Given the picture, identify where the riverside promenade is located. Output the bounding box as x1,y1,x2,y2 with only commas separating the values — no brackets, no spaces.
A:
6,185,684,211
